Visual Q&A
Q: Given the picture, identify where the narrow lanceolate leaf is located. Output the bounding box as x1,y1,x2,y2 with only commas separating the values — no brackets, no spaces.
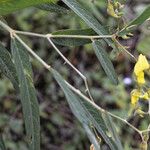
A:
102,113,123,150
0,0,57,15
11,38,40,150
92,40,118,85
128,5,150,27
0,42,19,90
37,2,69,14
61,0,114,46
0,135,6,150
119,5,150,36
52,28,96,46
51,68,119,150
83,124,101,150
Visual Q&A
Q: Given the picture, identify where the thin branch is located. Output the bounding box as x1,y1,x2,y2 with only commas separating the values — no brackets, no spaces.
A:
113,38,137,62
0,20,13,32
47,33,113,39
47,37,94,102
15,30,46,38
0,19,143,140
141,128,150,134
12,29,113,39
13,34,51,70
64,80,143,139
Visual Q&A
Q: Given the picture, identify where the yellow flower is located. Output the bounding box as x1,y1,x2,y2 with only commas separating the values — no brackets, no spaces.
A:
134,54,149,84
136,71,145,84
131,89,141,105
131,90,149,106
141,92,149,100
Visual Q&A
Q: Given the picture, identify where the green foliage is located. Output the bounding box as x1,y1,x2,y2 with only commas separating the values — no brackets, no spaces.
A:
128,5,150,27
52,28,96,46
0,135,6,150
61,0,113,47
0,42,19,90
83,124,100,150
0,0,150,149
92,40,118,85
0,0,57,15
11,38,40,150
52,68,122,150
119,5,150,36
37,2,69,13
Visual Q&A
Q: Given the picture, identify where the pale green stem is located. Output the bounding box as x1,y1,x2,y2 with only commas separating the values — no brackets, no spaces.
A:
113,38,137,62
14,30,113,39
47,37,94,102
0,20,143,139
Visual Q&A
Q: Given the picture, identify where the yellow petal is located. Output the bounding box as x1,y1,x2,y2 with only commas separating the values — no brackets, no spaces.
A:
136,71,145,84
131,89,141,105
134,54,149,75
141,92,149,100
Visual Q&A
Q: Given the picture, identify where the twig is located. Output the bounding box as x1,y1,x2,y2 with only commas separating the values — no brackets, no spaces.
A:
0,20,144,140
14,30,113,39
47,37,94,102
13,34,51,70
113,37,137,62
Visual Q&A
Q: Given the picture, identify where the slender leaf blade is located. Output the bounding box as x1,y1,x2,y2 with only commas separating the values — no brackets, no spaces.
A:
0,0,57,15
102,113,123,150
0,42,19,90
83,124,101,150
52,28,96,46
128,5,150,27
51,68,118,150
119,5,150,36
11,37,40,150
0,135,6,150
92,40,118,85
37,2,69,14
61,0,114,47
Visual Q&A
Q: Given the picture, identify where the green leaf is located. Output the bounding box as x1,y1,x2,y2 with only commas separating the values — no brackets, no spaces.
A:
37,2,69,14
128,5,150,27
92,40,118,85
102,113,123,150
119,5,150,36
0,0,57,15
0,42,19,90
11,37,40,150
83,124,101,150
137,36,150,55
52,28,96,46
0,134,6,150
61,0,114,47
51,68,120,150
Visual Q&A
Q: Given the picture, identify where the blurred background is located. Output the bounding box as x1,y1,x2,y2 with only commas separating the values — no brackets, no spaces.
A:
0,0,150,149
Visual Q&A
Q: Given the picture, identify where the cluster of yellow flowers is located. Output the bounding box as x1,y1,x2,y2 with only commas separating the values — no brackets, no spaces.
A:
131,54,150,107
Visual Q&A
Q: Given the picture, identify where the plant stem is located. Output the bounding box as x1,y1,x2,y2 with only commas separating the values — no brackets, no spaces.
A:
47,37,94,102
0,19,143,139
47,34,113,39
13,34,51,70
0,20,13,32
14,30,113,40
15,30,46,38
113,38,137,62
